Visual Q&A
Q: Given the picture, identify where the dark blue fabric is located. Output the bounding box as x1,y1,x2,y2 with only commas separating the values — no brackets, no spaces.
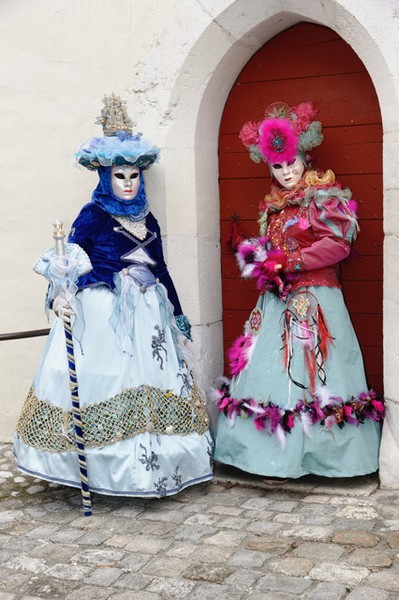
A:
68,204,182,316
91,166,149,219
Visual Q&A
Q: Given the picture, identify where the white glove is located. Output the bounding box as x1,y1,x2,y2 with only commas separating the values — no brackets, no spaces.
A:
53,292,75,323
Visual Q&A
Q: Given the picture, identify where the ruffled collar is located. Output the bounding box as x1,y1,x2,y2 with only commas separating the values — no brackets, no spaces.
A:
258,169,351,235
259,169,344,214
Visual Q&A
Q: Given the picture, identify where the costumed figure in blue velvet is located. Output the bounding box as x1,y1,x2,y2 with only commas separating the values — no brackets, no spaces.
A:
14,94,213,498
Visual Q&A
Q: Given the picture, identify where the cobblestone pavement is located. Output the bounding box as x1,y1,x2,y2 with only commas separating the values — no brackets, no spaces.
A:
1,442,399,600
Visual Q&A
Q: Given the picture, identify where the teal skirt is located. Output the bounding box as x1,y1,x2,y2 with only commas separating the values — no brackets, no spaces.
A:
214,287,381,478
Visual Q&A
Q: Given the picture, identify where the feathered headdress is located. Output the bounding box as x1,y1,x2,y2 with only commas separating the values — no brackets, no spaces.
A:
239,101,323,165
76,93,159,171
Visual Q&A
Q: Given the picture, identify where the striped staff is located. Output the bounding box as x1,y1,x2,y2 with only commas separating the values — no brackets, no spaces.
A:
52,220,93,517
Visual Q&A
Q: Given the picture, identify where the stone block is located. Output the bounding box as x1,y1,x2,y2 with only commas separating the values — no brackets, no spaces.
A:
114,572,154,590
164,541,197,558
185,544,235,564
255,572,312,594
143,556,189,578
174,524,216,542
182,562,234,584
147,576,196,599
203,529,247,547
65,585,117,600
230,548,268,568
267,556,314,576
225,568,263,589
305,581,348,600
293,541,345,561
267,501,299,513
124,535,173,554
218,516,249,529
207,505,244,516
71,547,125,565
363,571,399,592
347,548,393,569
83,566,123,586
335,506,379,520
309,562,369,585
280,525,333,541
47,562,93,581
346,586,391,599
332,530,380,547
184,513,221,526
245,535,293,554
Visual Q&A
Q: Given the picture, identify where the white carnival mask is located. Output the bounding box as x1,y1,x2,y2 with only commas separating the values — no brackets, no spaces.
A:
270,155,305,190
111,165,141,200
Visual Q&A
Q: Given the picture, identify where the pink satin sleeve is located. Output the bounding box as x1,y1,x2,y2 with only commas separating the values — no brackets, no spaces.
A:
301,236,350,270
301,198,352,270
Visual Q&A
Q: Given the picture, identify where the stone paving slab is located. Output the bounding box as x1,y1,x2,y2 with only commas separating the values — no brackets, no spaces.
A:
1,443,399,599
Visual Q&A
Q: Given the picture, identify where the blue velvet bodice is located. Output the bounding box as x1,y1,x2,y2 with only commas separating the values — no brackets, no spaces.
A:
68,203,182,316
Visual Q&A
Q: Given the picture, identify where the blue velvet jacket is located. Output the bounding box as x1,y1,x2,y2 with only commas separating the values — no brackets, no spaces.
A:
68,203,182,316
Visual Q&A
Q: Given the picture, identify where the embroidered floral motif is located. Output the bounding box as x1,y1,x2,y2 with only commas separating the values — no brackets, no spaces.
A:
177,369,193,396
205,433,215,468
151,325,168,370
291,294,311,319
154,476,168,497
139,444,160,471
171,466,183,489
249,307,263,334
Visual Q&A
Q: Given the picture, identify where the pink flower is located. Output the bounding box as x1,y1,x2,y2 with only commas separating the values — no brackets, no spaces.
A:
291,102,317,135
219,397,232,411
249,310,262,332
371,400,385,415
286,412,295,429
239,121,260,147
342,405,353,418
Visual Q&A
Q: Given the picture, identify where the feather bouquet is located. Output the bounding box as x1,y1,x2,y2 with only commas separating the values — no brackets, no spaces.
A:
236,237,296,300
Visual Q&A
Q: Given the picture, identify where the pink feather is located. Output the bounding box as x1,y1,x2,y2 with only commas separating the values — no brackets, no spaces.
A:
228,334,255,376
347,199,358,215
258,117,298,164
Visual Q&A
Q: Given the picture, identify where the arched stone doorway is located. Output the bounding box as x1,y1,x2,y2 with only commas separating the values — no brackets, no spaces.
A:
163,1,399,487
219,22,383,394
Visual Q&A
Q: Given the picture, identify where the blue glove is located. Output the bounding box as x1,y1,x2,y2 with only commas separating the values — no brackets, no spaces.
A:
175,314,192,341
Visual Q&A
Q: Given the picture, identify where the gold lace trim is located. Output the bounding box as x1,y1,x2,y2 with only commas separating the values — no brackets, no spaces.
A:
17,385,209,453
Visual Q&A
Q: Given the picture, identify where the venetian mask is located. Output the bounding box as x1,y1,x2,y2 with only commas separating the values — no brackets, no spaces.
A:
111,165,141,200
270,155,305,190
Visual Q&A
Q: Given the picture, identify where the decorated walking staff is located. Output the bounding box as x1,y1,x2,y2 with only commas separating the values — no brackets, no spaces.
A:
52,219,93,516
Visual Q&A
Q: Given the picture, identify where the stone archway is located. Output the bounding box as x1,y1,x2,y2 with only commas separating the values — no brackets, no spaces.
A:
162,0,399,488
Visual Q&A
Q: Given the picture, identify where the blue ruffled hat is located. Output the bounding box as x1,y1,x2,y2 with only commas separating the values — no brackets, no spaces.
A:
76,93,160,171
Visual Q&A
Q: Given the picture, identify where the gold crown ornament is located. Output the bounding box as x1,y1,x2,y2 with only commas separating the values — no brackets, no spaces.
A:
95,93,134,137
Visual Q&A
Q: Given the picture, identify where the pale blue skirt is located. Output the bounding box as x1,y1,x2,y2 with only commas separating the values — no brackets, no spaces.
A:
214,287,381,478
15,279,213,497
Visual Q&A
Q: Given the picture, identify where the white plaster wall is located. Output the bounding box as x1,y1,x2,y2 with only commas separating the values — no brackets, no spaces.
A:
1,0,399,487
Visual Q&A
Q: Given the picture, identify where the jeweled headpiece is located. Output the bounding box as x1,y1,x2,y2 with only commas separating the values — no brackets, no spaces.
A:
96,93,133,137
239,101,323,165
76,93,159,171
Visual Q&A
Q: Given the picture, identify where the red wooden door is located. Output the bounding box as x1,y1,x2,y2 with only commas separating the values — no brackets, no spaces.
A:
219,23,383,392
